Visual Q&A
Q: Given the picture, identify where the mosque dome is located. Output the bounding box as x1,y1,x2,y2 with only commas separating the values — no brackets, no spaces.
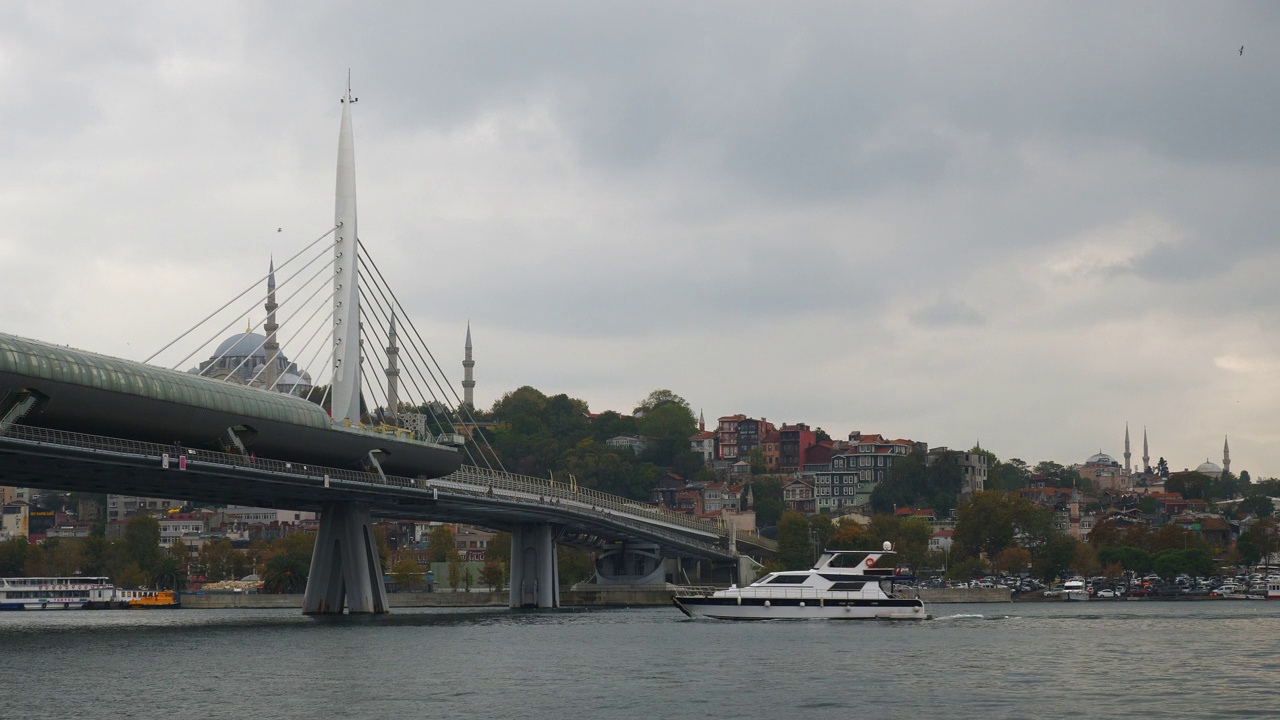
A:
213,332,268,358
1085,452,1117,466
1196,460,1222,474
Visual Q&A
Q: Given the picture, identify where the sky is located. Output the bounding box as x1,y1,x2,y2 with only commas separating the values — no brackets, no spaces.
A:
2,2,1279,476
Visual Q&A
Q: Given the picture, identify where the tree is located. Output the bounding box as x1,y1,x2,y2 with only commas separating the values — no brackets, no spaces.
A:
953,491,1049,562
479,554,505,591
776,511,813,570
116,562,148,588
754,499,785,529
198,539,248,582
0,538,27,575
390,557,423,592
1034,535,1078,583
425,525,457,563
1238,496,1275,518
637,402,697,466
634,389,689,415
148,555,187,591
123,515,163,573
1071,543,1101,576
261,551,309,594
1098,546,1153,574
1240,518,1280,567
994,547,1031,575
558,546,596,587
447,550,463,591
866,515,932,573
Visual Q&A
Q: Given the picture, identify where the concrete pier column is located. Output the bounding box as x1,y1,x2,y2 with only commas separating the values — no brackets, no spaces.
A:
302,501,389,614
509,523,560,608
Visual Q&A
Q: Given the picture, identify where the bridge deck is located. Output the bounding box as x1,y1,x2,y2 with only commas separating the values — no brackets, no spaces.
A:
0,424,775,560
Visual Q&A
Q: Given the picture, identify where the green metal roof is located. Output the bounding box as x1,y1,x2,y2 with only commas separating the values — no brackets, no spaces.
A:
0,333,331,429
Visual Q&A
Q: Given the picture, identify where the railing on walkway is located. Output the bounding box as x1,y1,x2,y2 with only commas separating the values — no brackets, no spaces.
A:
0,423,774,555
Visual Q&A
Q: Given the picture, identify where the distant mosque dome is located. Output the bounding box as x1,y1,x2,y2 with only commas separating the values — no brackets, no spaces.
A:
1085,452,1118,466
213,332,269,359
1197,460,1222,475
187,262,313,397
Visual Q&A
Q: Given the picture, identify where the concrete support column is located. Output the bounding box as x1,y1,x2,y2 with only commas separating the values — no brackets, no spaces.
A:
509,523,559,608
302,501,388,614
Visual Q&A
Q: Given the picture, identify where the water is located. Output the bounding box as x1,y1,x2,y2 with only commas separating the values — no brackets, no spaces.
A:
2,602,1278,719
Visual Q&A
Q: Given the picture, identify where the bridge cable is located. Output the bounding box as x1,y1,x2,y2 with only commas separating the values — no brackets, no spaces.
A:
145,225,337,363
356,246,506,472
358,298,484,468
170,239,336,371
243,282,339,388
221,262,337,384
356,244,507,472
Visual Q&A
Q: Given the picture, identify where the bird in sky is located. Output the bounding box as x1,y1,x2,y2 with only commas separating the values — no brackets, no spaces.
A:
1240,45,1244,56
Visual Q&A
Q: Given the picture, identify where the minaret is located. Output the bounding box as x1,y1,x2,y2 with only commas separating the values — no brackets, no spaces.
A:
1224,436,1231,476
384,313,400,425
1123,423,1131,475
462,321,475,408
1143,427,1150,474
262,257,280,389
699,409,706,432
331,76,362,423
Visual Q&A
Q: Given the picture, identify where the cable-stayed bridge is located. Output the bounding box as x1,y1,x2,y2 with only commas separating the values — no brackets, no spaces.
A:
0,81,772,614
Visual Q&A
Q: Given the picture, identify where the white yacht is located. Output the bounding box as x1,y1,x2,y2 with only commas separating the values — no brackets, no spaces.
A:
673,543,930,620
1061,578,1089,602
0,576,116,610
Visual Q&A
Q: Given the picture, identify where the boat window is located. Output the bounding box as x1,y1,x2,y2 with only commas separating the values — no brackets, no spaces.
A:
825,553,871,568
829,582,866,591
767,575,809,584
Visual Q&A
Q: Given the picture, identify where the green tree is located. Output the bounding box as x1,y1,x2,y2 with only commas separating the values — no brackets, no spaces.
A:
123,515,163,573
198,539,248,582
446,549,463,590
1071,543,1101,576
0,538,27,575
1034,535,1078,583
116,562,148,588
634,389,690,415
425,525,457,563
479,554,505,591
261,551,309,594
954,491,1050,562
867,515,932,573
1098,546,1153,574
776,511,813,570
558,546,596,586
1238,496,1275,518
148,555,187,591
754,499,785,529
390,557,423,591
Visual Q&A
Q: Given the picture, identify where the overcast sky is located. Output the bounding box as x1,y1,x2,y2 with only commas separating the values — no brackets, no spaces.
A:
2,2,1278,476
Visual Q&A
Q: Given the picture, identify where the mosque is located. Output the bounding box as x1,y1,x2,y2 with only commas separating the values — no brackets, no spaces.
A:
1074,425,1232,491
188,260,313,396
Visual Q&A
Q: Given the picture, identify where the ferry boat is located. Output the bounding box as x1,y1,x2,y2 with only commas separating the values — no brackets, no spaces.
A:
672,543,930,621
0,576,115,610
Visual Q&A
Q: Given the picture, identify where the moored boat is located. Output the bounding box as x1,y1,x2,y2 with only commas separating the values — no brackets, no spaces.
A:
673,543,930,621
1061,578,1088,602
129,589,180,609
0,576,115,610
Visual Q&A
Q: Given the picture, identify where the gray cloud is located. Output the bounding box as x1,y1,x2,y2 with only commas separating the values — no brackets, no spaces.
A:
2,2,1279,475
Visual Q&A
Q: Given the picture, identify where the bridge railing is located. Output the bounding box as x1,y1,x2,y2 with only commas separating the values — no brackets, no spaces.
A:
0,423,773,553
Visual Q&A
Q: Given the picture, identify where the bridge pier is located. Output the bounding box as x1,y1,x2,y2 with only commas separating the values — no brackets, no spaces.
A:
302,501,389,614
509,523,560,608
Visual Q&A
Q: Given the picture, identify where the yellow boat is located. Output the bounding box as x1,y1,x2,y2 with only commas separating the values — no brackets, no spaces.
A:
128,590,179,609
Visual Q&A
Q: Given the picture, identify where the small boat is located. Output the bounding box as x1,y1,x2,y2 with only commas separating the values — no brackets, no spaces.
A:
1266,581,1280,600
672,543,930,621
1061,578,1088,602
129,590,180,609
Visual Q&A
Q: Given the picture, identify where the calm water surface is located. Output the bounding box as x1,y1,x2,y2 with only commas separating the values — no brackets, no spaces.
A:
1,601,1278,719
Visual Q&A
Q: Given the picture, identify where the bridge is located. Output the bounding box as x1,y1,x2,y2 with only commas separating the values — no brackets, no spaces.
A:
0,80,773,613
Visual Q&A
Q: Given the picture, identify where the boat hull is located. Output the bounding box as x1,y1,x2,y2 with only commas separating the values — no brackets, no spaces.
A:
673,596,930,621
